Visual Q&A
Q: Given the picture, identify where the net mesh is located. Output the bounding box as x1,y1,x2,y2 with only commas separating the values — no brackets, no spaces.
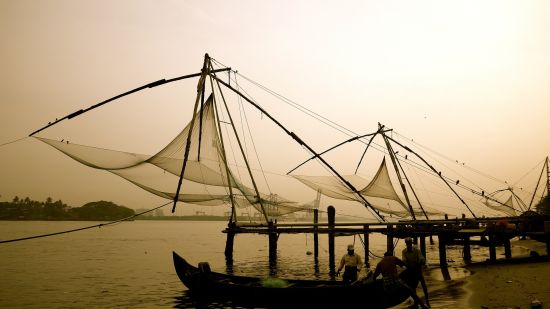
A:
35,95,314,219
291,158,441,217
484,195,517,216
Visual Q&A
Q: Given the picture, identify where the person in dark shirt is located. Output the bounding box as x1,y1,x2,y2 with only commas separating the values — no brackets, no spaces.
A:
402,237,429,308
373,251,429,309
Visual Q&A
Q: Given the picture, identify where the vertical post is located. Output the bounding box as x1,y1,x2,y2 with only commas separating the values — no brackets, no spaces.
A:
545,221,550,256
438,233,447,267
363,225,370,267
224,223,235,262
420,236,427,260
488,234,497,262
386,225,394,254
268,221,277,264
463,236,471,261
313,209,319,260
328,206,336,277
504,237,512,259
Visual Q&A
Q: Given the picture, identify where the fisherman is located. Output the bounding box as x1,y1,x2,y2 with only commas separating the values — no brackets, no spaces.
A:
336,244,363,284
373,251,429,309
402,237,430,308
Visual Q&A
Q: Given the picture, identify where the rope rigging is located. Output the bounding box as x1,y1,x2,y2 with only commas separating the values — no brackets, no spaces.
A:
0,136,28,148
213,62,521,217
21,54,538,222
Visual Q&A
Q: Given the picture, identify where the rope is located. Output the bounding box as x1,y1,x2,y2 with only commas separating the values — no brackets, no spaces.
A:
512,158,546,187
0,201,171,244
0,136,27,148
394,131,507,186
212,58,511,218
234,73,272,193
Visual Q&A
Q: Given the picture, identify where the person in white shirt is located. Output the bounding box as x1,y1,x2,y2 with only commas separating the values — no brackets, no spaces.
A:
336,244,363,284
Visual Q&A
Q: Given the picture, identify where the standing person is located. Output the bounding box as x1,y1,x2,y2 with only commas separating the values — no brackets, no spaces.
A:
402,237,430,308
373,251,429,309
336,244,363,284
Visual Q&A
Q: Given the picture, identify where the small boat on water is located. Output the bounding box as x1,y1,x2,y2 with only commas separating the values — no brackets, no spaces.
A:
173,251,419,308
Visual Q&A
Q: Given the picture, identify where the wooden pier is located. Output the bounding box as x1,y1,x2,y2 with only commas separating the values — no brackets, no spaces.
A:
223,206,550,273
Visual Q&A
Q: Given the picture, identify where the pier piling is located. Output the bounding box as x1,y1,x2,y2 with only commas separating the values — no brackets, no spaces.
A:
328,206,335,276
224,226,235,261
313,209,319,260
504,237,512,259
386,225,394,254
420,236,427,259
489,234,497,262
363,225,370,266
268,221,277,263
463,236,471,261
438,234,447,267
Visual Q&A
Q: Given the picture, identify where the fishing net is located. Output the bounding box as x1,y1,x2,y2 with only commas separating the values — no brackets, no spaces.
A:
35,95,315,219
484,195,517,216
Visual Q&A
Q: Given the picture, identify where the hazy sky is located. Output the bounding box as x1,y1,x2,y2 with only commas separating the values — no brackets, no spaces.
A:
1,0,549,218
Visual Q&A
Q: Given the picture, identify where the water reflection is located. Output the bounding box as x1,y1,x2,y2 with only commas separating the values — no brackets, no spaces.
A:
173,292,257,309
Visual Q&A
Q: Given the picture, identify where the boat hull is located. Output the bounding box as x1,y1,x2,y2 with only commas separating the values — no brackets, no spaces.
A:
173,251,419,308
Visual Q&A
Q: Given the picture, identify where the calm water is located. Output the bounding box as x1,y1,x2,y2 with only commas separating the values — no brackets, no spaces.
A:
0,220,506,308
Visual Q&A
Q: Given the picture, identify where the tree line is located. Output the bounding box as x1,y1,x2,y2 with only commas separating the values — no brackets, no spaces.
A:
0,197,134,220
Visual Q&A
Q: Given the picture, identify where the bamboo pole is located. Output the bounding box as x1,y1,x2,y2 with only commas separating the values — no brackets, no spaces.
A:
211,75,386,222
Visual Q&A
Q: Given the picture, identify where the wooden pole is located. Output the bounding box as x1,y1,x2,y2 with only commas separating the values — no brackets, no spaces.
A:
328,206,336,276
504,237,512,259
268,221,277,263
385,135,478,218
438,234,447,267
381,129,416,220
386,225,394,254
488,234,497,262
224,224,235,262
211,75,386,222
172,54,210,213
210,66,269,222
314,209,319,260
363,225,370,267
420,236,427,259
463,236,472,261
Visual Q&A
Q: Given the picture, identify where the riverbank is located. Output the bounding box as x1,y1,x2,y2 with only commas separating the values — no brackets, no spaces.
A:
464,239,549,309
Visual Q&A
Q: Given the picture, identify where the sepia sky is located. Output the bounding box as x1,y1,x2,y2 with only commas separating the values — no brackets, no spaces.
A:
1,0,549,218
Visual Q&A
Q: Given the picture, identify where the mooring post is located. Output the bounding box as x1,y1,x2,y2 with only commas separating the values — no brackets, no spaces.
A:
463,236,472,261
328,206,336,277
420,236,427,259
438,233,447,267
363,225,370,267
313,209,319,260
386,225,394,254
224,222,235,261
268,221,277,263
488,234,497,262
504,237,512,259
545,221,550,256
